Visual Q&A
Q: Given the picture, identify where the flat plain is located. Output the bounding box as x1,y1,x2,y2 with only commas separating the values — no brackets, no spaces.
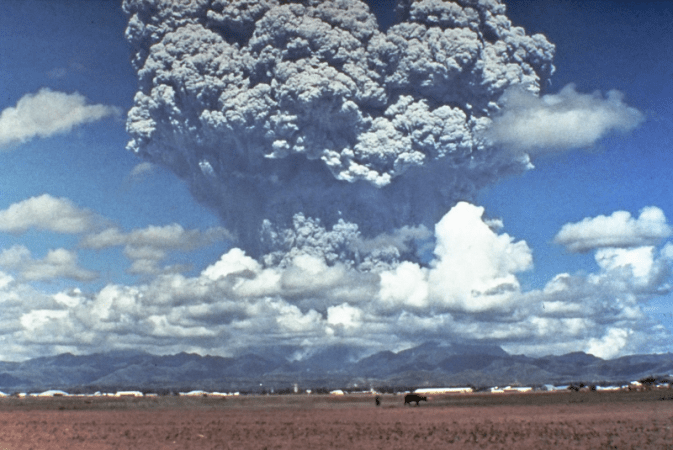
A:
0,390,671,449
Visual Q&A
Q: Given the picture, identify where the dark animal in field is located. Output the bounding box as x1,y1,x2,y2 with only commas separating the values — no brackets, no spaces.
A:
375,396,380,406
404,394,427,406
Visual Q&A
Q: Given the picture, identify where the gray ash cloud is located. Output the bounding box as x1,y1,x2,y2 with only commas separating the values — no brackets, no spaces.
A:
122,0,554,260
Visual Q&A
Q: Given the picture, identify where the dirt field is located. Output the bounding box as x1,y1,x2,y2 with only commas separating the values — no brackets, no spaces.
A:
0,390,671,449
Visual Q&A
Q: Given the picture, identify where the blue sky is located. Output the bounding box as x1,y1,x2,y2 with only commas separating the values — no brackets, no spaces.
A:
0,0,671,361
484,0,673,316
486,0,673,274
0,0,226,288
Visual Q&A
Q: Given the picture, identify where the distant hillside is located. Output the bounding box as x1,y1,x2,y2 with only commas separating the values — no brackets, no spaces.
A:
0,343,672,393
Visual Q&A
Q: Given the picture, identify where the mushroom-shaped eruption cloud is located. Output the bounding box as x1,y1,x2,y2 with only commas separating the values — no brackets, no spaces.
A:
123,0,554,261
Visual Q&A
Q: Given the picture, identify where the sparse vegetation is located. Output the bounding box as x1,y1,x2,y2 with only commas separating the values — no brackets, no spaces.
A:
0,390,670,449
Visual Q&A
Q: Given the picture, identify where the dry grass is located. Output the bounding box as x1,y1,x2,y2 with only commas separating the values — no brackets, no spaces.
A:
0,390,671,449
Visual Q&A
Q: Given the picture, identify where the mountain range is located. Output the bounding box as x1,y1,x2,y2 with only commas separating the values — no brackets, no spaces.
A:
1,342,672,394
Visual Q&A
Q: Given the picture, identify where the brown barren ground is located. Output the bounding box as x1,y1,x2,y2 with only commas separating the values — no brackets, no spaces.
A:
0,390,671,449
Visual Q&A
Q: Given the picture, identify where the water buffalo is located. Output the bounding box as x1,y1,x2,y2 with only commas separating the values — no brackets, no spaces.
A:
404,393,427,406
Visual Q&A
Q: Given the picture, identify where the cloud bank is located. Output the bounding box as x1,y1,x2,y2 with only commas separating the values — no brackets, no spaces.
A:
0,89,120,149
1,201,670,361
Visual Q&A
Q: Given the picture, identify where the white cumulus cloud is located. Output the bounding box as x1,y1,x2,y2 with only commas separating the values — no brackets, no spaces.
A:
0,202,671,361
426,202,533,312
82,223,231,275
554,206,671,252
0,245,97,282
0,89,121,148
0,194,103,234
586,328,630,360
487,84,644,153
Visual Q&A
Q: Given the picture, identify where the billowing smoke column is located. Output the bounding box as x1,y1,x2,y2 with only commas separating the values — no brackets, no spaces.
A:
123,0,554,261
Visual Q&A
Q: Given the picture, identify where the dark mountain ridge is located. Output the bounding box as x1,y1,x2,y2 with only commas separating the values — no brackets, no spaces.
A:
0,343,671,394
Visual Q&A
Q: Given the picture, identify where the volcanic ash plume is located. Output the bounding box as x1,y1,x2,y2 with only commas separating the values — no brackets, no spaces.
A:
123,0,555,260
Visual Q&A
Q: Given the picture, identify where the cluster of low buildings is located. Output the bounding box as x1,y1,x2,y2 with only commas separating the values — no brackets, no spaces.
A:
0,390,242,398
330,380,672,396
177,390,240,397
1,379,669,399
328,387,477,396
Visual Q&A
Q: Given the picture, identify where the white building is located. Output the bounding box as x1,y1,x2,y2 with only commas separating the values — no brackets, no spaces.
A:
179,390,208,396
414,387,473,394
34,390,70,397
595,386,622,391
114,391,144,397
504,386,533,393
489,386,532,393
